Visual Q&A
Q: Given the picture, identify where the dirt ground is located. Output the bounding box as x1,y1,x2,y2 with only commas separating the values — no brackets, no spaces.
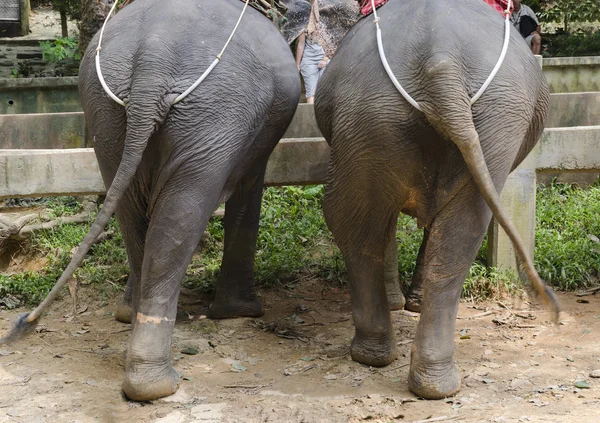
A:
0,280,599,423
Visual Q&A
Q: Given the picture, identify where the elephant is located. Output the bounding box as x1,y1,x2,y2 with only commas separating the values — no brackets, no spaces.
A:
1,0,301,401
314,0,559,399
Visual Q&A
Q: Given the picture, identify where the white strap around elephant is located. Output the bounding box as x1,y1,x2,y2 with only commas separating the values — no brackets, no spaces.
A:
371,0,513,111
95,0,251,106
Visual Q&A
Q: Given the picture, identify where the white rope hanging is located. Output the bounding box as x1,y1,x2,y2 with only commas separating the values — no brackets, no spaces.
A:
370,0,514,110
95,0,251,107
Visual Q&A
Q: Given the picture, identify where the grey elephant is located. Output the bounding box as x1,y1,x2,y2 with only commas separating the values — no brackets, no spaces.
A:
314,0,558,399
1,0,301,401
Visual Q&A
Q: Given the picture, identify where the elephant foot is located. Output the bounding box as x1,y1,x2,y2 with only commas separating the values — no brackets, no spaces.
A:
122,363,180,401
351,331,398,367
115,300,133,324
405,290,423,313
385,279,406,311
207,296,264,320
408,356,461,399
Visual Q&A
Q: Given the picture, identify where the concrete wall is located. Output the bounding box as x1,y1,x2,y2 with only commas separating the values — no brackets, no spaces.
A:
2,93,598,150
0,76,80,114
0,111,85,149
0,56,598,112
543,56,600,94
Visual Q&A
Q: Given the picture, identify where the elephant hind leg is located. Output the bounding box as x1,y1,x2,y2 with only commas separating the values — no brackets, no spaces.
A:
123,170,226,401
114,190,149,324
324,161,402,367
384,222,405,311
207,161,267,320
420,72,558,320
408,183,492,400
404,229,429,313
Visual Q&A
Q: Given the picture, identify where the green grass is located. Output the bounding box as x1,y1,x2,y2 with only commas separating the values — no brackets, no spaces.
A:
2,181,599,307
534,181,600,290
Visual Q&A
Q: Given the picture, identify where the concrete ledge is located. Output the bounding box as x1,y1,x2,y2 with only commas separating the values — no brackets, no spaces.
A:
2,94,599,149
0,78,81,114
546,92,600,128
0,138,330,199
0,112,86,149
0,148,105,198
520,126,600,171
543,56,600,67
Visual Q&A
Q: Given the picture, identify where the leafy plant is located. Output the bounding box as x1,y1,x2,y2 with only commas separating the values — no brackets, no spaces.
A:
543,31,600,57
10,61,34,78
40,37,81,64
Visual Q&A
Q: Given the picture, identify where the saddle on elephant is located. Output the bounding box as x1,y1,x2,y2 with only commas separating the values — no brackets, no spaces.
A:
482,0,514,15
242,0,289,27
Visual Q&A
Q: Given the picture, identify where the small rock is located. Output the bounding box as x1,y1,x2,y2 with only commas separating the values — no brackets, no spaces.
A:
510,378,533,390
160,389,191,404
590,370,600,378
153,411,186,423
324,374,338,380
190,403,227,421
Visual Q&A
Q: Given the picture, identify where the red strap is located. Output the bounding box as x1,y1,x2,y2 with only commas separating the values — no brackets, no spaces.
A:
482,0,514,15
359,0,389,17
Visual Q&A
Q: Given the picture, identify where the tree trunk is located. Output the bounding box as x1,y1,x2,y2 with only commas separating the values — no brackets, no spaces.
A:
78,0,116,57
60,6,68,38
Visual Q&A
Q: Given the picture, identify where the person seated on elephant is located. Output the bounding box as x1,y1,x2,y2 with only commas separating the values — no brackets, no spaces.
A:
295,0,330,103
510,0,541,55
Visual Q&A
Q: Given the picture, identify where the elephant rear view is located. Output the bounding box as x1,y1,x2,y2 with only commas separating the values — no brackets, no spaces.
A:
0,0,300,401
314,0,556,399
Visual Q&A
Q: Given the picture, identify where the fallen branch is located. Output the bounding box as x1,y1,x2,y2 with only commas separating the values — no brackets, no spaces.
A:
577,286,600,297
412,416,461,423
14,213,92,241
223,384,271,389
457,310,495,320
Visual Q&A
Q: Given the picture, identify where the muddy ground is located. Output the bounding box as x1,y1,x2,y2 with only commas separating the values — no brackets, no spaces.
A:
0,279,599,423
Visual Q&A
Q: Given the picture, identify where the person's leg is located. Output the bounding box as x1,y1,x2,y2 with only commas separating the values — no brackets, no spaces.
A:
531,33,541,55
301,64,318,104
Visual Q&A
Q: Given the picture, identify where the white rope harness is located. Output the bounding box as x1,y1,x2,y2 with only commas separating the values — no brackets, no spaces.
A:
95,0,251,106
370,0,514,111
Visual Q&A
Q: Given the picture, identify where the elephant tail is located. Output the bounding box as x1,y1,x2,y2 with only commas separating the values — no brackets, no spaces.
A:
418,61,559,322
0,94,177,345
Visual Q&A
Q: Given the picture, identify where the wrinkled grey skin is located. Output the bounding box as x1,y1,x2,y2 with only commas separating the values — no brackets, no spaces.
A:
315,0,550,399
78,0,299,400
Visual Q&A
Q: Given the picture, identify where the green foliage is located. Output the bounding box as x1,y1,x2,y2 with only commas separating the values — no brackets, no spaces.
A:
10,61,34,78
49,0,81,20
463,263,521,302
534,181,600,290
40,37,81,64
538,0,600,33
543,31,600,56
0,197,127,305
3,182,600,306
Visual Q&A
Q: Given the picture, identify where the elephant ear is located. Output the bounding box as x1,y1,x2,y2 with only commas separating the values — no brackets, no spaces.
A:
279,0,312,44
316,0,360,58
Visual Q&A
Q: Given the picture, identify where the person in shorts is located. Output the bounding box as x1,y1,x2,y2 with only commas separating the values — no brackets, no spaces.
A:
510,0,541,54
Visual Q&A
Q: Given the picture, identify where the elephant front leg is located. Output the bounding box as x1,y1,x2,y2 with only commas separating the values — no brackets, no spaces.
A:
408,188,491,399
207,167,266,319
384,228,405,311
